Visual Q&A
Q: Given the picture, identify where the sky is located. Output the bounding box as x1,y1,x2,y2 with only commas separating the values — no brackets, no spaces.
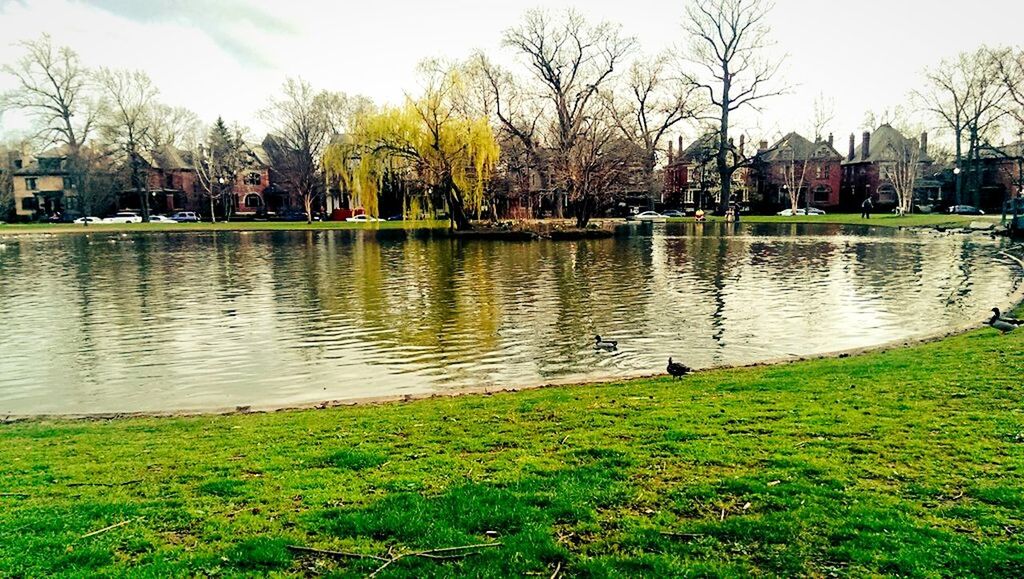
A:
0,0,1021,149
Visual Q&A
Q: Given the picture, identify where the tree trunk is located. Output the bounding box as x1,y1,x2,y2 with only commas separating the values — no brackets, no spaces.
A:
954,131,963,205
209,195,217,224
443,176,473,231
717,74,732,215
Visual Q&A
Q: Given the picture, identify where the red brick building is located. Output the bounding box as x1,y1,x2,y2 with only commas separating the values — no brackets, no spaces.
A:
127,144,274,217
840,125,936,210
663,134,752,211
751,132,843,209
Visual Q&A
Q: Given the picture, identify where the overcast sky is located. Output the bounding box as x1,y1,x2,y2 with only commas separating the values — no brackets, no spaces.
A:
0,0,1020,149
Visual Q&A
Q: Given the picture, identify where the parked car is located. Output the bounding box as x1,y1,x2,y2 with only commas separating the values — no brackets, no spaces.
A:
73,216,105,225
103,212,143,224
346,214,383,223
385,214,404,221
628,211,667,222
776,208,827,216
170,211,201,223
662,210,686,218
148,215,178,223
273,209,321,222
948,205,985,215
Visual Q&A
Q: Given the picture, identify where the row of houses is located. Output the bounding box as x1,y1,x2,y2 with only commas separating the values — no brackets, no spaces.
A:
663,124,1023,213
8,124,1024,222
7,135,308,222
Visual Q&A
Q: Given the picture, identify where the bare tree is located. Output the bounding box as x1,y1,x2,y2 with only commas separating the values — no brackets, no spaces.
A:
1,35,101,221
95,68,160,221
607,54,702,210
880,135,922,216
192,117,247,223
683,0,787,214
917,48,1008,205
0,35,96,151
503,9,636,221
260,78,334,223
147,104,200,150
471,53,547,218
779,139,809,214
569,112,638,227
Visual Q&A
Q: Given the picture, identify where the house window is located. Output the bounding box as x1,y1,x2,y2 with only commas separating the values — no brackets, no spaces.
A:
14,159,23,169
166,174,174,189
813,186,831,203
244,194,263,208
22,196,38,211
824,165,830,179
245,172,262,186
25,177,38,190
815,165,823,179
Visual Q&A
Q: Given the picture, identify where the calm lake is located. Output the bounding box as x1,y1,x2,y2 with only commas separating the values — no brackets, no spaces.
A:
0,223,1019,415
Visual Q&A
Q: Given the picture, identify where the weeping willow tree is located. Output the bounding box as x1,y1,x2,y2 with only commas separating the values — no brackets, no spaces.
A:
324,62,499,230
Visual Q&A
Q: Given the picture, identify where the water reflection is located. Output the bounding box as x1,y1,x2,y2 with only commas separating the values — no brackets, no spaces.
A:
0,223,1018,414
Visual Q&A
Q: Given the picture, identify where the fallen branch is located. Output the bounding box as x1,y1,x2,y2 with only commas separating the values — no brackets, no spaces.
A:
550,560,563,579
659,531,705,539
286,545,388,562
81,518,134,539
67,479,142,488
289,541,502,577
1,492,30,498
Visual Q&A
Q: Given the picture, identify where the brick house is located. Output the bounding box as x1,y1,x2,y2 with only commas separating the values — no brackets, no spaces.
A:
969,142,1023,211
840,125,937,210
663,134,752,211
751,132,843,209
126,143,275,218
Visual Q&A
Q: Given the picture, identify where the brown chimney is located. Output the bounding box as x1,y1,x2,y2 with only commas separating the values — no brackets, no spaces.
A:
668,140,674,164
739,134,746,156
920,131,928,157
862,131,871,159
827,133,834,147
758,140,768,152
678,135,683,156
848,133,855,160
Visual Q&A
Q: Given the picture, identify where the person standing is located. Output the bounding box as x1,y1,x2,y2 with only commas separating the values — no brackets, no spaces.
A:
861,196,873,219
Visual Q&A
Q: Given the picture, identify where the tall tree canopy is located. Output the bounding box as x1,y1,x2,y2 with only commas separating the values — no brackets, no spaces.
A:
503,9,635,220
683,0,786,213
324,62,499,231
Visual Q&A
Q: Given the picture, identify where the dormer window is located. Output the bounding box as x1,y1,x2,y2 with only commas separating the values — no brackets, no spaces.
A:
245,172,261,185
25,177,38,190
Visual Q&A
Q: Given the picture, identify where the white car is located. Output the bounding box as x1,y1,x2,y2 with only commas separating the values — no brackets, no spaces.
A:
73,216,105,225
148,215,178,223
345,214,382,222
103,212,143,224
630,211,667,222
777,208,827,216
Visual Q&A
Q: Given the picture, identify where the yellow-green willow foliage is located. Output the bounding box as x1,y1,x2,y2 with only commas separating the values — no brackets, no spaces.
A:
323,68,499,230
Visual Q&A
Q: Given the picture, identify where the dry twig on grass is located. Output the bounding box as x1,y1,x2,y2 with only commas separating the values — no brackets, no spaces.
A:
288,541,502,578
80,519,134,539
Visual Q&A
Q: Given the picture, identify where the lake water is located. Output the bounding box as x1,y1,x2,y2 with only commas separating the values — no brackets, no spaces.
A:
0,223,1019,415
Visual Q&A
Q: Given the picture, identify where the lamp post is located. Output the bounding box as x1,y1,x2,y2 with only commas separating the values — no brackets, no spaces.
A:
953,166,961,206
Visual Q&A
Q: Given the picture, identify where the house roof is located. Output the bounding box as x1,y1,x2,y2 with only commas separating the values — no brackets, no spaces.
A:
141,145,192,171
980,141,1024,160
759,132,841,162
669,133,719,166
844,124,932,165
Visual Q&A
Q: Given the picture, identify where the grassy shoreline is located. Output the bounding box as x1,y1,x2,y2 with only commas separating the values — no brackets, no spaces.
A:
0,213,999,236
2,314,1023,576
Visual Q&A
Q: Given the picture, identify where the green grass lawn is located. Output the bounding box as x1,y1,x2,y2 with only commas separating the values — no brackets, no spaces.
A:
672,213,1002,228
2,322,1023,577
0,220,448,236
